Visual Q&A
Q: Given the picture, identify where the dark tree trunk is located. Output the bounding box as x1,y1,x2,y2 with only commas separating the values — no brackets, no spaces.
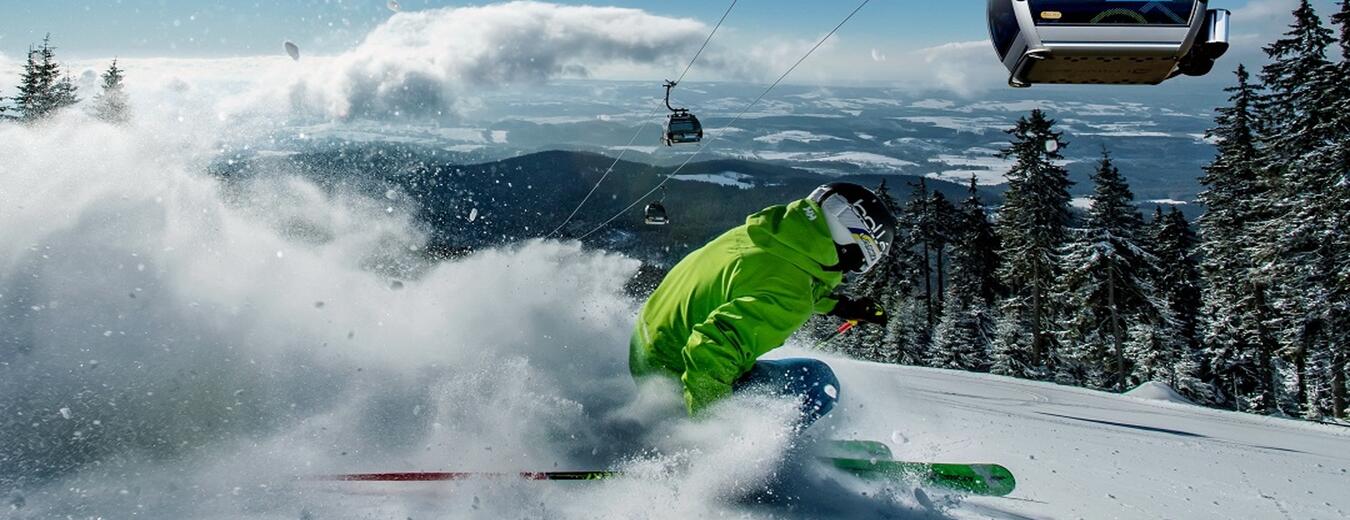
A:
1031,263,1044,368
923,240,933,329
935,245,946,319
1109,277,1124,392
1332,350,1347,419
1253,284,1278,414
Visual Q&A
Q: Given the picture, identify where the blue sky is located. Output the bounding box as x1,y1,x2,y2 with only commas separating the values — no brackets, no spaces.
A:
0,0,1272,59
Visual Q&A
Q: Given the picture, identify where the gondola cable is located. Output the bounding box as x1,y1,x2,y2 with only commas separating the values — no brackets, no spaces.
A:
545,0,739,239
575,0,871,241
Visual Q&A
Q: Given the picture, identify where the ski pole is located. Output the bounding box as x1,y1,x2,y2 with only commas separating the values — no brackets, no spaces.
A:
814,320,858,349
312,471,619,482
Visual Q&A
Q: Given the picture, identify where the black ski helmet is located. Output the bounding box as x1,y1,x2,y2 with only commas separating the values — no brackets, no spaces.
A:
808,182,897,274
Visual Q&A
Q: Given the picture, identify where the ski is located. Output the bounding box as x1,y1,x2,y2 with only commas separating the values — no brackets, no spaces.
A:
821,457,1017,497
815,439,1015,496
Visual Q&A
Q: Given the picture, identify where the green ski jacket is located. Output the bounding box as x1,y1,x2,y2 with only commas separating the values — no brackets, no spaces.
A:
630,198,844,415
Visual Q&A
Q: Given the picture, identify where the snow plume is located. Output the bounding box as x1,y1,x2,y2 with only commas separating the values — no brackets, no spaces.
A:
0,113,928,518
281,1,709,120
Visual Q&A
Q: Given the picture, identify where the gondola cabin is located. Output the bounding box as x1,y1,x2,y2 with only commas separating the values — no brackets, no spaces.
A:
663,111,703,146
987,0,1230,87
643,202,670,225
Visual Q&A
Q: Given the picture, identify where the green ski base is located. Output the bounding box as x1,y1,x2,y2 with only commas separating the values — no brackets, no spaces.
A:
818,440,1016,497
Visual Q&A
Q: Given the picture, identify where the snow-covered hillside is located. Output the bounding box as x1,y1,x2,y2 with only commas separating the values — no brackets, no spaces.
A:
818,355,1350,519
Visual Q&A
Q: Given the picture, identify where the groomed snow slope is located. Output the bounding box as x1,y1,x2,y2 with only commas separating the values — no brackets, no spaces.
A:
813,353,1350,519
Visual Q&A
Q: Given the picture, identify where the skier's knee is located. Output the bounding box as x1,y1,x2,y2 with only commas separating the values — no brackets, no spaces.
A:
801,360,840,418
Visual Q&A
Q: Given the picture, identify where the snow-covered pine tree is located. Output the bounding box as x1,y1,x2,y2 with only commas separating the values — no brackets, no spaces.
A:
992,109,1072,379
1323,0,1350,419
1197,65,1280,414
879,180,932,365
929,179,998,372
14,44,50,121
1148,207,1212,402
927,190,959,321
1253,0,1338,418
13,35,79,122
905,179,937,331
92,59,130,124
1058,150,1158,391
1149,207,1202,353
51,73,79,111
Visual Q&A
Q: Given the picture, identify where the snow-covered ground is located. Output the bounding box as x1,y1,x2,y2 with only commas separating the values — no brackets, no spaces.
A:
812,355,1350,519
290,353,1350,520
671,171,756,189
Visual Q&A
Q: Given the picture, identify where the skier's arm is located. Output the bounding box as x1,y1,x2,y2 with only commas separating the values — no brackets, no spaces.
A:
680,288,813,416
813,295,839,315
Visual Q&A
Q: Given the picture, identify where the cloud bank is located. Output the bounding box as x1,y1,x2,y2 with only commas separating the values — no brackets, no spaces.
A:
282,1,711,119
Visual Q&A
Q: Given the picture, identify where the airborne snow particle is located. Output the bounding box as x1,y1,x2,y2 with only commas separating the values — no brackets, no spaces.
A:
59,407,72,420
468,208,479,222
387,0,401,12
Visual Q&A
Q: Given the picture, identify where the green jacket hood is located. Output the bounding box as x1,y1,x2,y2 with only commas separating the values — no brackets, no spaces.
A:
743,198,843,286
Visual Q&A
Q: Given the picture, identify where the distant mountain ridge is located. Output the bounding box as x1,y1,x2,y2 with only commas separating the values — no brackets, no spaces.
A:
285,81,1219,212
215,146,980,265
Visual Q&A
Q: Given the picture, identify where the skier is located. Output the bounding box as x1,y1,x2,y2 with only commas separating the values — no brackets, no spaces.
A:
630,182,896,430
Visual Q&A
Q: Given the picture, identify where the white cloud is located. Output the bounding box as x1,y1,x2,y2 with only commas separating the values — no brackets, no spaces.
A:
269,2,717,120
0,52,18,94
916,40,1008,96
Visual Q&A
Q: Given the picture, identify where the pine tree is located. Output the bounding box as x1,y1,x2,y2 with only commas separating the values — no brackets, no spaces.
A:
1197,66,1280,414
92,59,130,124
929,179,998,371
904,180,936,330
1140,207,1213,402
14,44,49,120
1150,208,1203,358
1058,151,1158,391
992,109,1072,379
52,73,80,109
1254,0,1340,418
1324,0,1350,419
13,35,79,122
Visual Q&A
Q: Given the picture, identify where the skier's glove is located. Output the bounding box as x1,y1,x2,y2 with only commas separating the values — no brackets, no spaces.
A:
829,297,888,326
